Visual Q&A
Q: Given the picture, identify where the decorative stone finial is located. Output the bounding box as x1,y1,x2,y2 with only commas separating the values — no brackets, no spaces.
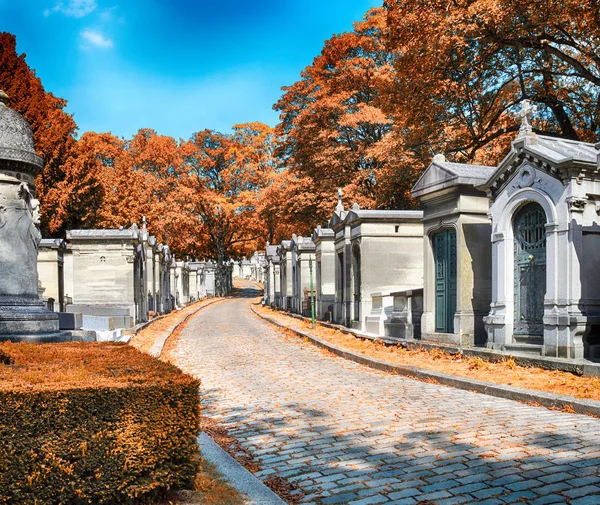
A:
142,215,147,231
433,153,446,163
335,187,344,212
518,99,537,137
0,90,9,106
352,202,360,211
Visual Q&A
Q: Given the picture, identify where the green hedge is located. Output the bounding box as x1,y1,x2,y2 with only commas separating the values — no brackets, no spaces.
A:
0,342,201,504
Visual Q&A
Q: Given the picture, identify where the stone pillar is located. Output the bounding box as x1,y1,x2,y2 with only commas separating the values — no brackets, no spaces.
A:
0,91,64,341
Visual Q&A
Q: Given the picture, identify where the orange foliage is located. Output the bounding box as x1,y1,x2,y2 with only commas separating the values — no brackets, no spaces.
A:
5,1,600,254
0,33,101,236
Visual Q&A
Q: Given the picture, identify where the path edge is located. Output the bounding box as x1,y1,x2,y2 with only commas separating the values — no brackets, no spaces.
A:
250,304,600,419
149,298,224,357
198,433,286,505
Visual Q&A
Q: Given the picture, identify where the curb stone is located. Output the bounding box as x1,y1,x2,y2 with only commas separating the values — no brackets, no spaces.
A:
281,310,600,377
251,304,600,419
148,298,224,357
198,433,287,505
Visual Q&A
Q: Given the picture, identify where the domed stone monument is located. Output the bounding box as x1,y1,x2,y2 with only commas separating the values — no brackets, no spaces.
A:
0,90,64,341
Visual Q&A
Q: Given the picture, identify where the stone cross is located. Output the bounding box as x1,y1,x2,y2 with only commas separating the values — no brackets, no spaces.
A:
518,99,537,136
335,187,344,212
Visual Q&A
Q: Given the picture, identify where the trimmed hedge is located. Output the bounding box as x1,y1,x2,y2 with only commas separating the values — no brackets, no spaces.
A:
0,342,201,504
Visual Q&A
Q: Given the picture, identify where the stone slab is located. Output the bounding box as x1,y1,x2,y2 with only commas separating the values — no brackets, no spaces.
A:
111,315,134,329
58,312,82,330
94,329,125,342
198,432,286,505
66,304,131,317
82,315,115,331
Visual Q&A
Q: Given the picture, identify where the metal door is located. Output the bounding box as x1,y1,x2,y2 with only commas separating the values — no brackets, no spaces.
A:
434,229,457,333
514,203,546,335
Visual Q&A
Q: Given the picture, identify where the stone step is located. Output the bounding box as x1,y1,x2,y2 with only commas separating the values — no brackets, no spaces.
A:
503,343,544,356
513,334,543,345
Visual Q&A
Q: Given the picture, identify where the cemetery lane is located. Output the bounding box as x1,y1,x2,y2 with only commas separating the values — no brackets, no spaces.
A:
169,281,600,505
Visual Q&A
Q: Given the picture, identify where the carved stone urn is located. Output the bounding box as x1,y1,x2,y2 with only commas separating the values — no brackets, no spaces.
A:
0,90,64,341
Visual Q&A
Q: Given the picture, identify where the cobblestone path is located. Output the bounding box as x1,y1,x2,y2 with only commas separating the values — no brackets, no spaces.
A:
169,284,600,505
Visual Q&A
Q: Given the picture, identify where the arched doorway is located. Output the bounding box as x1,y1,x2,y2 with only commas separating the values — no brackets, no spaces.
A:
434,229,457,333
513,202,547,337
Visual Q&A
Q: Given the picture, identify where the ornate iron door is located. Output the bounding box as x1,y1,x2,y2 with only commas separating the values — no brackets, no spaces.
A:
514,203,546,335
434,229,457,333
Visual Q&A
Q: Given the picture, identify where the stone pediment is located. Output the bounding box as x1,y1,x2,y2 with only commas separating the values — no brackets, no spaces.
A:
412,154,495,199
479,134,599,200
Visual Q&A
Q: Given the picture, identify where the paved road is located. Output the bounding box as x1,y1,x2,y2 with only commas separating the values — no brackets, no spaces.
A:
169,282,600,505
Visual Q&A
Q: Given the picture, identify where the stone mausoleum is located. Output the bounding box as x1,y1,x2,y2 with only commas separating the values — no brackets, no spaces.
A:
412,155,494,346
481,103,600,359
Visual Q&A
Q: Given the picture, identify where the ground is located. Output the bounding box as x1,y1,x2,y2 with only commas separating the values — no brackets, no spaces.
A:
166,281,600,505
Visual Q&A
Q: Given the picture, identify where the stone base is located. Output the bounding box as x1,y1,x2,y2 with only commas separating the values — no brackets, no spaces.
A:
0,295,71,341
385,320,416,341
422,332,463,345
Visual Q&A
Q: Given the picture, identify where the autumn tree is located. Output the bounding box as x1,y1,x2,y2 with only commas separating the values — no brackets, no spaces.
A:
383,0,600,164
274,7,421,237
0,32,102,235
180,123,278,294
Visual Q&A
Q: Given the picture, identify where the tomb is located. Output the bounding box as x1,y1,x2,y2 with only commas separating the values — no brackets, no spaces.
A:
412,154,495,345
264,244,279,306
277,240,293,310
38,238,67,313
329,190,424,330
291,235,316,316
480,101,600,358
157,244,173,313
141,219,159,314
173,261,190,307
188,261,204,301
312,226,335,321
203,261,216,297
66,226,146,332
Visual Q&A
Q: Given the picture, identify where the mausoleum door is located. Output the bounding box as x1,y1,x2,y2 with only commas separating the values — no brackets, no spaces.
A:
352,245,361,322
513,203,546,336
434,229,457,333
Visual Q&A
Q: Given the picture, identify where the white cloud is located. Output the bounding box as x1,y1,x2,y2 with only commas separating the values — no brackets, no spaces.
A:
81,28,113,48
44,0,97,18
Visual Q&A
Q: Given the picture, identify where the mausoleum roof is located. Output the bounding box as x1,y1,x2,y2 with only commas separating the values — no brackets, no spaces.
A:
293,236,316,252
312,226,335,241
39,238,67,250
520,134,597,166
345,208,423,224
480,133,600,196
412,154,495,199
67,228,140,242
0,91,43,177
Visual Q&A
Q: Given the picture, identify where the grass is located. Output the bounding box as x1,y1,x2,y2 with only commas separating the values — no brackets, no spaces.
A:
130,299,215,355
157,459,247,505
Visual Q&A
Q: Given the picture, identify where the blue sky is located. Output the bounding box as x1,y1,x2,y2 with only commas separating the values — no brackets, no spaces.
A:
1,0,381,140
